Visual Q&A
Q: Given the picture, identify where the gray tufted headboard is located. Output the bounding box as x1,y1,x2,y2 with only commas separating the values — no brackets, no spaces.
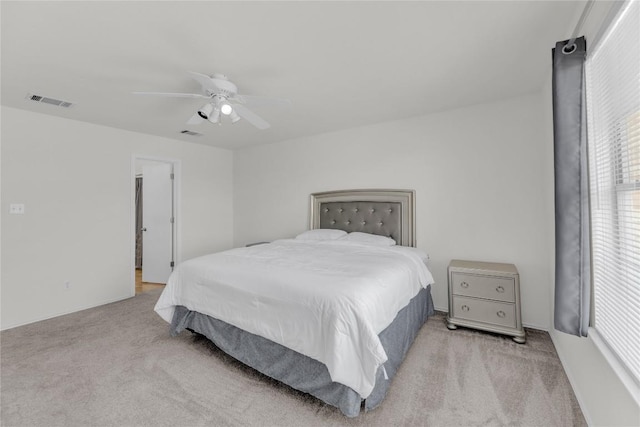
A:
309,189,416,247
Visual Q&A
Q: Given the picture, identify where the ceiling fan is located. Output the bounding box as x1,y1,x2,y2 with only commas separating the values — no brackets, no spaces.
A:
134,72,290,130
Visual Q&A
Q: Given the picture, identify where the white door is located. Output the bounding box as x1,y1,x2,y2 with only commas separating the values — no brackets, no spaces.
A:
142,162,173,284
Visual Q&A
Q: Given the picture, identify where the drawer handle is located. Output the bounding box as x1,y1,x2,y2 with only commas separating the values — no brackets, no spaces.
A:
496,285,505,293
461,305,470,312
497,310,506,318
460,281,469,288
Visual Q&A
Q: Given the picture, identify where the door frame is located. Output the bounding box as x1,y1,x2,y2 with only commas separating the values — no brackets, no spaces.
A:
130,154,181,296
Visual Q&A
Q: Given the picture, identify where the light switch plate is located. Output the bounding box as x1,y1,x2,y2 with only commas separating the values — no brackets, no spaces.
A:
9,204,25,214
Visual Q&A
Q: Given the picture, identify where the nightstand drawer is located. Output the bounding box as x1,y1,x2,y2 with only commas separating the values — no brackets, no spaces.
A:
451,272,515,302
452,296,516,329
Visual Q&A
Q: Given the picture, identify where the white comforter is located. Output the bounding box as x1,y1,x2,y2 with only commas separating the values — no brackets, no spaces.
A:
154,239,434,398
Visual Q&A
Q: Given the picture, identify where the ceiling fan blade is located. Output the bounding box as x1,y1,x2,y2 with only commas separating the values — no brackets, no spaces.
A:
187,71,217,92
232,104,271,130
186,113,205,125
235,95,291,109
133,91,209,99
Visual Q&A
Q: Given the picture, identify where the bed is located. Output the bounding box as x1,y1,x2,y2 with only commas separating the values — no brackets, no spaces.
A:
154,189,435,417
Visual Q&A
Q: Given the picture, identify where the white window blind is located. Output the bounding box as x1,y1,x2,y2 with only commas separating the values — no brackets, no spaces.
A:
585,0,640,383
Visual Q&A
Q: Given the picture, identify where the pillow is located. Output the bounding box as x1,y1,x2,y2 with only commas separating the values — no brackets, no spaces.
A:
344,232,396,246
295,229,347,241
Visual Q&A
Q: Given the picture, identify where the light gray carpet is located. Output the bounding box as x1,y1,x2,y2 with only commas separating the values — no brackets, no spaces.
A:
1,289,585,427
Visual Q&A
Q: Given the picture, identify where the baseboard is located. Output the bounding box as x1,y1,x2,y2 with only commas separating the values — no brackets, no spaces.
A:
0,294,133,331
549,331,594,426
434,305,448,314
522,321,549,331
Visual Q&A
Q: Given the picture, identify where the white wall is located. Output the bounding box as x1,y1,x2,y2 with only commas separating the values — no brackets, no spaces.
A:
234,93,551,329
544,1,640,425
1,106,234,329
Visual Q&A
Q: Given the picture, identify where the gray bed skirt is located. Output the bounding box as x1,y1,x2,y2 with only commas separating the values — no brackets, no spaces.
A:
170,284,434,417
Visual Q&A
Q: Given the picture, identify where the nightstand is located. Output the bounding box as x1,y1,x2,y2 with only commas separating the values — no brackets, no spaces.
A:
446,260,525,343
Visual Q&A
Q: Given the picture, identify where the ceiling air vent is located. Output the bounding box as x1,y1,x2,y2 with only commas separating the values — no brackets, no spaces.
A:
25,93,74,108
180,130,202,137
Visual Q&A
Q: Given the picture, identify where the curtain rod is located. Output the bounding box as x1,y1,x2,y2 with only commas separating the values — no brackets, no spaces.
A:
567,0,595,48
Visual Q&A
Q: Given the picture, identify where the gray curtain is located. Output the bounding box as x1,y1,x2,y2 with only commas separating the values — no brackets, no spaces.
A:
552,36,590,337
135,177,143,269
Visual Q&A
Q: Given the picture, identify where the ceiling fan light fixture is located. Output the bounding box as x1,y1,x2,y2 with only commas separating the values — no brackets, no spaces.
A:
135,72,284,130
220,103,233,115
208,108,220,124
229,110,241,123
197,103,214,119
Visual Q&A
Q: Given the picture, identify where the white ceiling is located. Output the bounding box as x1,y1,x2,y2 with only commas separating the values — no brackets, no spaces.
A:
1,1,582,150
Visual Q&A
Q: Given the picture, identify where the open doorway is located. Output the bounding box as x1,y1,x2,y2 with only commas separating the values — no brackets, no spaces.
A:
132,156,180,296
